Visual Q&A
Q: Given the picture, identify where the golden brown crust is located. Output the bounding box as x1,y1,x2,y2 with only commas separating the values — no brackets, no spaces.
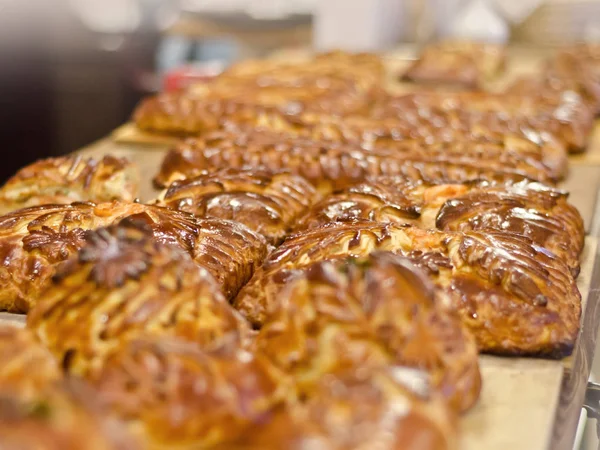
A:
0,327,138,450
235,222,581,357
298,179,584,275
137,91,568,184
221,368,458,450
154,130,557,194
0,156,140,215
134,51,383,134
158,168,321,244
0,202,267,312
0,326,61,398
0,381,140,450
254,253,481,413
89,336,290,449
28,224,252,377
402,41,506,87
378,92,594,154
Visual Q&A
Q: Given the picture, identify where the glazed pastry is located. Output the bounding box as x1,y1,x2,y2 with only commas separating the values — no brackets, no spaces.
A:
154,130,557,192
89,335,290,449
0,201,267,312
402,40,506,88
0,326,62,398
298,178,585,275
157,168,321,244
235,222,581,357
0,381,139,450
28,223,252,377
134,51,383,134
141,95,567,184
222,368,458,450
0,326,138,450
254,253,481,412
0,155,139,215
377,92,595,154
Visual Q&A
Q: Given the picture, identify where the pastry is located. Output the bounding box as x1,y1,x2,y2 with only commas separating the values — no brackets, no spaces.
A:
28,223,252,377
0,326,61,398
221,368,458,450
297,178,585,275
0,155,139,215
402,41,506,88
235,222,581,357
377,92,594,154
154,130,558,193
0,201,267,312
0,326,138,450
254,253,481,412
157,168,321,244
88,335,289,449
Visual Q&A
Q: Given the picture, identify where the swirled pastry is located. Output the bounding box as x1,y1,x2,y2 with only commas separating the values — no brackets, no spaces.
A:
254,253,481,412
154,130,556,193
298,178,584,275
221,368,457,450
0,155,139,215
0,202,267,312
235,222,581,356
157,168,321,244
89,336,290,449
402,40,506,87
28,224,252,377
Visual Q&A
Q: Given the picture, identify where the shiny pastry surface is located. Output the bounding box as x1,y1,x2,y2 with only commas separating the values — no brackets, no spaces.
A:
235,222,581,357
402,40,506,87
89,335,289,449
0,201,267,312
376,92,594,154
154,130,557,193
158,168,320,244
28,223,252,377
254,253,481,412
0,326,138,450
0,155,139,215
298,178,584,274
220,368,458,450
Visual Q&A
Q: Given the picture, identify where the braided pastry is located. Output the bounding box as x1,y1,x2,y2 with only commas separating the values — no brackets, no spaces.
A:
28,223,252,377
157,168,321,244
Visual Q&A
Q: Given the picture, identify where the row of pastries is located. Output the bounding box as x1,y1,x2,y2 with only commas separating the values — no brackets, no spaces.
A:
1,42,599,449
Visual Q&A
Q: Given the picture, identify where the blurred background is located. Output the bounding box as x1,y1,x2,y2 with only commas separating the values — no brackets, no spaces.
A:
1,0,600,182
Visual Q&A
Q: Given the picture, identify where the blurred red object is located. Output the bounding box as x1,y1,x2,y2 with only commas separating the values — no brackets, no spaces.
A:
163,62,224,92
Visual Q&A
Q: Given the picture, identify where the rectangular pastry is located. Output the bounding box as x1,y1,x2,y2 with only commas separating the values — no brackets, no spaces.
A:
0,202,267,312
156,168,321,244
153,129,562,194
0,326,138,449
402,41,506,88
376,92,595,153
254,252,481,413
235,222,581,357
0,155,140,215
296,177,584,276
27,224,462,449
